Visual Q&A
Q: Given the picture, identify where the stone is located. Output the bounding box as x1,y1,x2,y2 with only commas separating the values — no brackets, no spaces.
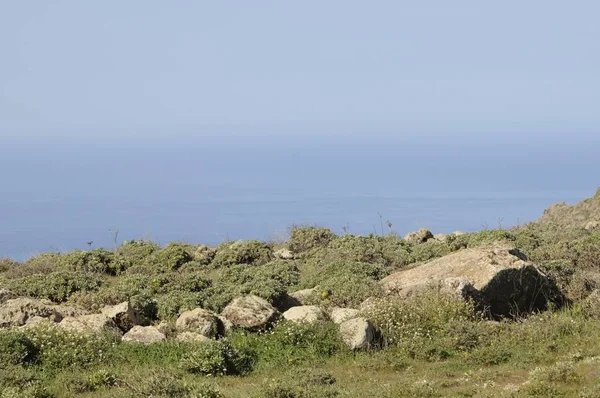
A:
59,314,121,334
156,321,176,337
433,234,448,242
220,295,279,329
122,326,166,344
274,248,294,260
101,302,140,332
175,308,219,338
0,298,62,328
289,287,319,305
329,308,360,324
339,317,375,350
176,332,211,343
282,306,327,324
380,243,563,317
404,229,434,244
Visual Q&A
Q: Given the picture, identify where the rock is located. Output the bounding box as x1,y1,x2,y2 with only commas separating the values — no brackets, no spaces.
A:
101,302,140,332
122,326,166,344
156,321,176,337
0,289,17,305
176,332,211,343
175,308,219,338
282,306,327,324
404,229,434,244
433,234,448,242
339,317,375,350
585,221,600,231
59,314,121,334
289,287,319,305
380,243,563,318
274,248,294,260
0,298,62,328
53,304,89,319
220,295,279,329
452,231,466,236
217,316,233,335
329,308,360,324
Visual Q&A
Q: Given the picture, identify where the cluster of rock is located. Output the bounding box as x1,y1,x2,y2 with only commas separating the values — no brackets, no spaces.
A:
0,231,564,350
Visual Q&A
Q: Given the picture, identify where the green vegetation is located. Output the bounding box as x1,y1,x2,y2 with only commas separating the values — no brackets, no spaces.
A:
3,192,600,396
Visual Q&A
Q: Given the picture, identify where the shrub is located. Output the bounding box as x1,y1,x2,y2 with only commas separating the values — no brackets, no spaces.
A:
325,234,412,270
7,271,101,303
3,253,59,279
155,291,204,321
568,234,600,270
447,229,516,251
58,249,125,275
528,361,580,384
0,331,38,367
179,340,255,376
117,240,160,264
258,369,338,398
151,243,194,272
129,293,158,325
211,240,272,268
26,323,117,370
288,227,336,253
0,258,19,273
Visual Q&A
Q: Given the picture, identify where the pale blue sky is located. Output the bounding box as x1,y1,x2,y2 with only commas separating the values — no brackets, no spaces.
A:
1,1,599,139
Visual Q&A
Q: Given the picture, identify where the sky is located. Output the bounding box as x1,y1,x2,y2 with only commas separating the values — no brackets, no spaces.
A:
1,1,600,140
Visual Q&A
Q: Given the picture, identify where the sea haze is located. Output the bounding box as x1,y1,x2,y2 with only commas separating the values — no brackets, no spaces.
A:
0,133,597,261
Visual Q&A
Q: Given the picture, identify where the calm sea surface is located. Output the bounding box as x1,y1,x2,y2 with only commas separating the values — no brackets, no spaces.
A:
1,134,597,261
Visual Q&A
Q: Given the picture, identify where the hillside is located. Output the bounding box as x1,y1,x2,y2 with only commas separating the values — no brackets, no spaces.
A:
1,189,600,397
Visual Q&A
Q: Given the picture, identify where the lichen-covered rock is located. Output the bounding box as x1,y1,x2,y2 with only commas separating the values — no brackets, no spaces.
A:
274,248,294,260
380,243,563,317
122,326,166,344
329,308,360,324
282,306,327,324
0,289,17,305
176,331,211,343
0,298,62,328
220,295,279,329
404,229,434,244
156,321,176,337
175,308,219,338
289,287,318,305
59,314,121,334
101,302,140,332
339,317,375,350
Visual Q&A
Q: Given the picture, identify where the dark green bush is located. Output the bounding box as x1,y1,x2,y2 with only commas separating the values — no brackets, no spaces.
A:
179,340,255,376
7,271,101,303
129,293,158,325
58,249,125,275
155,291,204,321
3,253,59,279
118,240,160,264
0,258,19,273
0,331,39,367
288,226,336,253
151,243,194,271
211,240,272,268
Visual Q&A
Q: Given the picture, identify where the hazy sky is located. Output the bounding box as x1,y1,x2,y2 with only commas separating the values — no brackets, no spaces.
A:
1,1,599,139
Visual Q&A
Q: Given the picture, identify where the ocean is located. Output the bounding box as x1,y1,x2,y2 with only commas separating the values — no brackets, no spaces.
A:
1,133,597,261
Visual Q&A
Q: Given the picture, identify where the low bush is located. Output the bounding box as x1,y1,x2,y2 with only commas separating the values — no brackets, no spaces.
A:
211,240,273,267
258,369,338,398
0,331,38,367
179,340,255,376
7,271,101,303
58,249,126,275
150,243,194,272
288,226,336,253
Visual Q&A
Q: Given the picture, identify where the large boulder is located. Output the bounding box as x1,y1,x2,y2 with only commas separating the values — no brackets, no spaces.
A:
220,295,279,329
339,317,375,350
122,326,166,344
329,308,360,324
404,229,434,244
0,298,62,328
175,308,219,338
282,306,327,324
101,302,140,332
59,314,121,334
380,243,563,318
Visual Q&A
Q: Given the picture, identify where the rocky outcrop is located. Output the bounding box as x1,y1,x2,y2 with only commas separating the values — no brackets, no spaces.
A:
380,243,563,318
404,229,434,244
175,308,219,338
220,295,279,329
101,302,140,332
59,314,121,334
339,317,375,350
274,248,294,260
282,306,327,324
0,298,62,328
329,308,359,324
122,326,166,344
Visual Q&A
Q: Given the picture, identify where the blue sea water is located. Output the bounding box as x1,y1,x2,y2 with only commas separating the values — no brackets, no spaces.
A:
0,133,598,261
